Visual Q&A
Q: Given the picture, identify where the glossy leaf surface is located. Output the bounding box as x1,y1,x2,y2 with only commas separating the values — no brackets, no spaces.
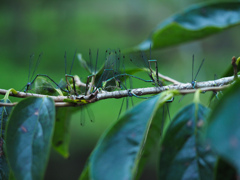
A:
83,93,172,180
159,103,216,180
206,80,240,173
133,2,240,51
30,77,61,96
135,104,170,179
0,99,12,180
6,97,55,180
52,107,72,158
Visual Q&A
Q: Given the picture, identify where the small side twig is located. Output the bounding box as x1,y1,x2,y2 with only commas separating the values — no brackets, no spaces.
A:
158,72,181,84
74,75,87,87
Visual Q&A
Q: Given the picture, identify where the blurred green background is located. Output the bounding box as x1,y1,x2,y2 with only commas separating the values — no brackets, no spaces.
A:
1,0,240,179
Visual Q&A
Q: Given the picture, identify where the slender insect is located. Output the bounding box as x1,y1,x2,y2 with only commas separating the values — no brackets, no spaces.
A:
116,53,135,119
102,49,127,91
77,49,99,125
130,46,174,122
130,45,163,87
84,49,100,95
89,49,134,119
23,53,68,94
64,50,95,126
140,45,162,86
178,55,205,102
95,49,120,91
129,46,166,99
100,49,154,91
64,50,78,95
191,55,205,89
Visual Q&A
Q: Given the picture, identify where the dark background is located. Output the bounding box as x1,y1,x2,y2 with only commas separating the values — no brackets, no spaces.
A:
1,0,239,179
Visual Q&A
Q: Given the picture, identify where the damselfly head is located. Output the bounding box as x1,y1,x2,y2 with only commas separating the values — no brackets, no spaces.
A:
191,81,196,88
26,82,32,91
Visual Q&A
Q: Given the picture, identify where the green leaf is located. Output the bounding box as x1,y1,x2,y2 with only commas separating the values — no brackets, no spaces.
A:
205,80,240,174
135,104,170,179
5,97,55,180
132,2,240,51
0,99,12,139
9,171,15,180
52,107,72,158
31,77,62,96
209,57,240,104
84,93,173,180
79,162,90,180
125,68,143,77
0,98,13,180
159,103,216,180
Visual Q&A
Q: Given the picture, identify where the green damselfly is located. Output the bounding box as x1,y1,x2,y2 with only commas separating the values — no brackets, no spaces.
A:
129,45,163,88
22,53,68,94
67,49,97,126
64,50,78,95
84,49,100,95
99,49,154,92
191,55,205,89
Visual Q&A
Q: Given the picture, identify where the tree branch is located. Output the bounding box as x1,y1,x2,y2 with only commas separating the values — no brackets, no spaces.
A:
0,75,236,107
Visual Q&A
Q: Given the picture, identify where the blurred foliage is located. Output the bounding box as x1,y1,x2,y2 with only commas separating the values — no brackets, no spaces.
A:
133,2,240,51
1,0,240,179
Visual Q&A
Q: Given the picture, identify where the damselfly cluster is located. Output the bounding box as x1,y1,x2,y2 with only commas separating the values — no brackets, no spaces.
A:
20,47,205,125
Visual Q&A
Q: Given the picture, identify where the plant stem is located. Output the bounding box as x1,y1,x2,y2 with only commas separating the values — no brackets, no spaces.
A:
0,74,236,106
